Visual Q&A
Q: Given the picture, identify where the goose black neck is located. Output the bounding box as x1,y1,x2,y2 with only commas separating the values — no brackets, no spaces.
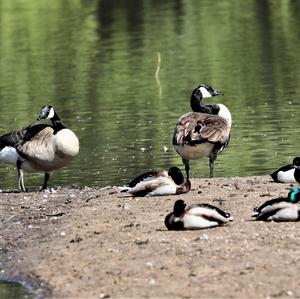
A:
190,93,203,112
191,94,219,114
51,112,65,132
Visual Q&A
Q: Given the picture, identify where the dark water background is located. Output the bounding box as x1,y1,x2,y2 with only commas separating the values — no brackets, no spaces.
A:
0,0,300,190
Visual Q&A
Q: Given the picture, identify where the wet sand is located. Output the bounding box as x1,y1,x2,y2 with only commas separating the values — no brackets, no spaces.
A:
1,176,300,298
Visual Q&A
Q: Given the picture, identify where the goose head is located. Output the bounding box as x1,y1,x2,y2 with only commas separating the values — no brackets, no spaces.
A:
168,167,184,185
190,83,224,112
37,105,55,120
192,84,224,99
288,187,300,203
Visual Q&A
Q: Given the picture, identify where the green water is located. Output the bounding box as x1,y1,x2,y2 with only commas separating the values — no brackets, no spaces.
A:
0,0,300,190
0,281,35,299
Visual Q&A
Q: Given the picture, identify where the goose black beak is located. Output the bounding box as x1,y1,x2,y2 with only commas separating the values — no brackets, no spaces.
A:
213,90,224,97
37,112,45,121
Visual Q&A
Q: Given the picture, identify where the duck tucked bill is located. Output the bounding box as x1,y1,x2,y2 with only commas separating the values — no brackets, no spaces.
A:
270,157,300,183
120,167,191,197
252,187,300,221
165,199,233,230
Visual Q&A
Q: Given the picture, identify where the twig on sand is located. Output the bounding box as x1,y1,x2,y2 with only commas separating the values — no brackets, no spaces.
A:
45,212,65,217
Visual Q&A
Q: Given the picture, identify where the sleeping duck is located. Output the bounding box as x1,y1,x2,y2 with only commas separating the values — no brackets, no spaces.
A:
270,157,300,183
0,105,79,191
173,84,231,179
165,199,233,230
252,187,300,221
120,167,191,197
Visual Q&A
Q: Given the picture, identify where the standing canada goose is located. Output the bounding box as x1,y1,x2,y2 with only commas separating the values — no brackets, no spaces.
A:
165,199,233,230
252,187,300,221
0,105,79,191
270,157,300,183
120,167,191,197
173,84,232,179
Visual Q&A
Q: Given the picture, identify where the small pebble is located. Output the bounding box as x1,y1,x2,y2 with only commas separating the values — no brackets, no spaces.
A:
194,234,209,241
145,261,153,268
122,203,129,210
148,278,156,286
135,239,149,245
287,291,293,296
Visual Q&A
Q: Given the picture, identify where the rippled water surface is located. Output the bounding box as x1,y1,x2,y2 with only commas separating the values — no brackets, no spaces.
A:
0,0,300,190
0,280,35,299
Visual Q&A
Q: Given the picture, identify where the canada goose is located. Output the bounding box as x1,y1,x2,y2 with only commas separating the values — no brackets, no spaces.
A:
120,167,191,197
252,188,300,221
165,199,233,230
173,84,232,179
271,157,300,183
0,105,79,191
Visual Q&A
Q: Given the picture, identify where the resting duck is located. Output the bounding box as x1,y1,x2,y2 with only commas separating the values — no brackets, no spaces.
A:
120,167,191,197
173,84,231,179
271,157,300,183
165,199,233,230
252,187,300,221
0,105,79,191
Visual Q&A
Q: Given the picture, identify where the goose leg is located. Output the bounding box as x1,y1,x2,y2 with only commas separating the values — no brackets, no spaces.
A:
40,172,50,191
17,160,27,192
209,158,215,178
183,159,190,179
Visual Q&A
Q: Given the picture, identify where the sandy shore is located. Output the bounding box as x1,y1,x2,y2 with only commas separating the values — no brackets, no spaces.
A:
1,176,300,298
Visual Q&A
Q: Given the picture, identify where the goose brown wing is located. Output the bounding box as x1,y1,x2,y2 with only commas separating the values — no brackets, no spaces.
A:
18,126,56,162
0,124,51,148
0,124,55,162
173,112,230,146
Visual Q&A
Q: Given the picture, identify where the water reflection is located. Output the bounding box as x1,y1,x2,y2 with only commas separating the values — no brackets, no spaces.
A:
0,0,300,189
0,281,35,299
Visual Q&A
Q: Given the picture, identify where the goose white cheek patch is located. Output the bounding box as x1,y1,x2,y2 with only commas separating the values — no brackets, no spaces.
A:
48,107,55,119
199,87,212,98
